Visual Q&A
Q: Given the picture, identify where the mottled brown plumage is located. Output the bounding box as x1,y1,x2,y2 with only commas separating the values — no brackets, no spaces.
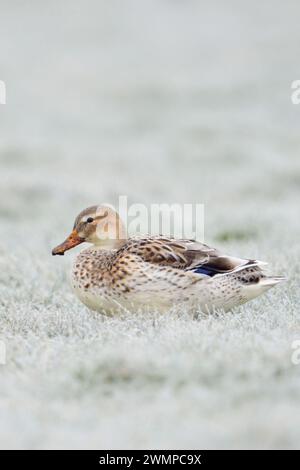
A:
52,205,285,314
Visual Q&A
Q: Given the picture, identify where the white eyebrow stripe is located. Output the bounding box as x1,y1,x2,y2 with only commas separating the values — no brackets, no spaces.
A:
80,212,108,224
81,216,90,223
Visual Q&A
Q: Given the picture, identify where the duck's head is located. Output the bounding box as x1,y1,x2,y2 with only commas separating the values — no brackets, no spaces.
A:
52,205,126,256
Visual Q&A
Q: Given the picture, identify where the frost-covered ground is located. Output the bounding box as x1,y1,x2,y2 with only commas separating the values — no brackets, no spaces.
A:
0,0,300,449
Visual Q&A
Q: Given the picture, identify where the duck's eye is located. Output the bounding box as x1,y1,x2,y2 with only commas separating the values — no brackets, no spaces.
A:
86,217,94,224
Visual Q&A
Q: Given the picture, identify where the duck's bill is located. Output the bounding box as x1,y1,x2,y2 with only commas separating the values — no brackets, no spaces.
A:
52,230,84,256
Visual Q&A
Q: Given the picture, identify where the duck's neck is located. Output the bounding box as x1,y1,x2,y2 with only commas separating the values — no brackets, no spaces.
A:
93,238,127,251
92,213,127,250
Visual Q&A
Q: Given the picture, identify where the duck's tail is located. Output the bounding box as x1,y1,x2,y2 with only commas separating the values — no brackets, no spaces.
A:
237,265,286,304
257,276,286,287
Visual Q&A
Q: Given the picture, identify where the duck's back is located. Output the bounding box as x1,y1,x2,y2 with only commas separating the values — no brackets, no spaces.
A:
70,237,284,314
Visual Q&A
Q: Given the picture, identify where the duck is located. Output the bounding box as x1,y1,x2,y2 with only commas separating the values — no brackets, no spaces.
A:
52,205,285,314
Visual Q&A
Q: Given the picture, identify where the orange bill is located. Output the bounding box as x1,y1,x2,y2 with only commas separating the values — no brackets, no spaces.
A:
52,230,84,256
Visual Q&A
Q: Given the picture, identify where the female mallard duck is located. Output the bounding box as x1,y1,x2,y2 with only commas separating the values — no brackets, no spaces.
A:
52,205,284,314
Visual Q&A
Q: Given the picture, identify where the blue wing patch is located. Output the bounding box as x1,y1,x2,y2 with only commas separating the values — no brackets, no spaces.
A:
190,266,217,277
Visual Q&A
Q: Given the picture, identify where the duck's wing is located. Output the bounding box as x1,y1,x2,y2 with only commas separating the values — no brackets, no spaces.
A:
117,236,260,277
